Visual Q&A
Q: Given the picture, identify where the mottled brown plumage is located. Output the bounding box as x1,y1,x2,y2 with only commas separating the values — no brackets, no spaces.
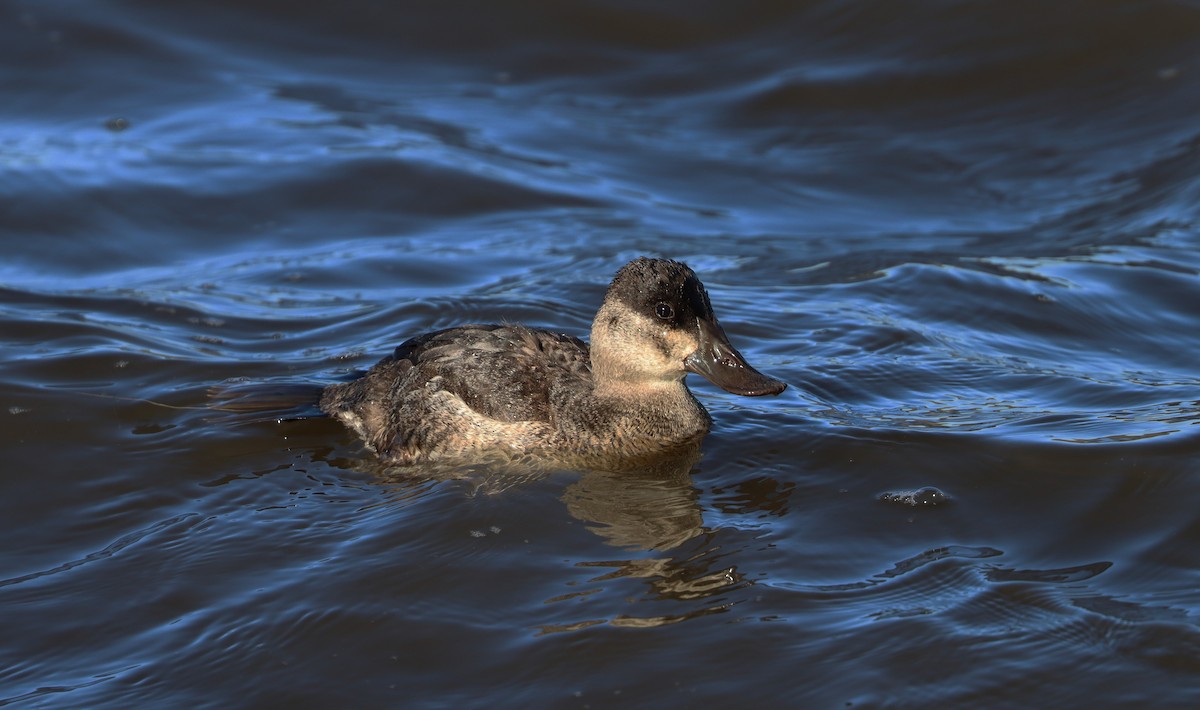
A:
320,258,786,466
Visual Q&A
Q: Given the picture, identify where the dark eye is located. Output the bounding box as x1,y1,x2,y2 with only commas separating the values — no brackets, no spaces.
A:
655,302,674,320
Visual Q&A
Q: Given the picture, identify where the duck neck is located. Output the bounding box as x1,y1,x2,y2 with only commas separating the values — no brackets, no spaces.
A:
591,379,710,454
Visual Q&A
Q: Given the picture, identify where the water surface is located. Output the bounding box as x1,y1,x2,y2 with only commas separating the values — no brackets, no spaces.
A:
3,1,1200,707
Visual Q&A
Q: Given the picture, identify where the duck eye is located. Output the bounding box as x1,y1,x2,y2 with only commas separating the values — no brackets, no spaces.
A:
655,302,674,320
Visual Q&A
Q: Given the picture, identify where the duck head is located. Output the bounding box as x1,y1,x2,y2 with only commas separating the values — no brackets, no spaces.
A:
590,257,787,396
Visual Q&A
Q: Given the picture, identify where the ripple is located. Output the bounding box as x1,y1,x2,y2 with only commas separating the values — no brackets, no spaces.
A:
0,513,201,590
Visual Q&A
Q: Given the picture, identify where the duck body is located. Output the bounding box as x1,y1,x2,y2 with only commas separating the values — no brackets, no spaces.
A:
320,258,785,466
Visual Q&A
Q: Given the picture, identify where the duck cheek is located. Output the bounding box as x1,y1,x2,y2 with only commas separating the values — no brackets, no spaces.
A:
659,329,698,367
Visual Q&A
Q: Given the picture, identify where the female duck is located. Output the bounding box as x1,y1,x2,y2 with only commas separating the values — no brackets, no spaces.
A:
320,257,786,466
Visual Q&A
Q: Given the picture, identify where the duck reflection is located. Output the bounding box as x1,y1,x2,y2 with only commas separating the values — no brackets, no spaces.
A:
560,446,704,551
322,435,746,624
368,442,707,551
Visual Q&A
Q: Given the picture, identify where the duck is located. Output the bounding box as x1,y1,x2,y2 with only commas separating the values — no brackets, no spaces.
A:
319,257,786,466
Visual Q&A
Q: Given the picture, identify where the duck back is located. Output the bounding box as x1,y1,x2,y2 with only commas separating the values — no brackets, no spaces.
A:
320,324,592,463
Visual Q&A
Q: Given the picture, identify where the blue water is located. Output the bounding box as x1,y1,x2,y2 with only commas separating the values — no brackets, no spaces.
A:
3,1,1200,706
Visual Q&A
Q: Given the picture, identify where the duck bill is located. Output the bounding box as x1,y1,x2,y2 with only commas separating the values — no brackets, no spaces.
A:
684,318,787,396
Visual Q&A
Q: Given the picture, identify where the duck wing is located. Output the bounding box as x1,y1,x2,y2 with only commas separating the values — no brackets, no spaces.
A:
394,324,591,423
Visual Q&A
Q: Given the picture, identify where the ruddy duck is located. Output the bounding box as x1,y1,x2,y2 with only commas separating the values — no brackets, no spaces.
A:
320,257,786,466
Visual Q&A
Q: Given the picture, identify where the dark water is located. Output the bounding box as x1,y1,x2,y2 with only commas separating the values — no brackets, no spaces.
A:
3,0,1200,706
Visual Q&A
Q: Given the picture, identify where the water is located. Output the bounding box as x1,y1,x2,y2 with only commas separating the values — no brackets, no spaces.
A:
3,0,1200,706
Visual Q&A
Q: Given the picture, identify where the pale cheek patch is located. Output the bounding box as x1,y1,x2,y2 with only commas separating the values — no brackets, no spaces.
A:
661,327,698,364
596,307,695,374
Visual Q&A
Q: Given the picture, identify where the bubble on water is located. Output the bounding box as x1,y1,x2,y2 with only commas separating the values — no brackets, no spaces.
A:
878,486,950,507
